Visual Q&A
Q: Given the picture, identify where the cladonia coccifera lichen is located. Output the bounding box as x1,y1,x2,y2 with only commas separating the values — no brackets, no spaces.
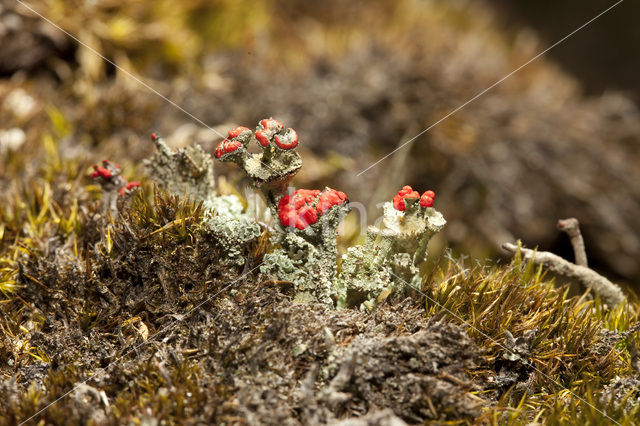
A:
146,122,446,308
144,134,260,266
201,195,261,266
337,186,446,310
212,119,350,305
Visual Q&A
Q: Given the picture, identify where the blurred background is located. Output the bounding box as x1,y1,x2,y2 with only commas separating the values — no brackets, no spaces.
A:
1,0,639,287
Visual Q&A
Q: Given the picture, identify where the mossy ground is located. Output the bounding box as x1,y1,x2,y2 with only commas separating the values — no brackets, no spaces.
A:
2,148,640,425
3,0,640,423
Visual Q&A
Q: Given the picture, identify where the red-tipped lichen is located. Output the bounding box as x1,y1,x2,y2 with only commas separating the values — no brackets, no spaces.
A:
228,126,251,138
316,188,348,214
215,127,251,159
119,181,141,196
90,165,112,179
90,160,124,179
88,159,129,214
215,139,243,159
274,128,299,150
278,189,321,230
277,187,347,230
256,118,284,147
392,186,420,211
420,190,435,208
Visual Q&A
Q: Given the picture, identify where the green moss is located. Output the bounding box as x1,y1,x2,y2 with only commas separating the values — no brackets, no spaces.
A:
2,105,640,426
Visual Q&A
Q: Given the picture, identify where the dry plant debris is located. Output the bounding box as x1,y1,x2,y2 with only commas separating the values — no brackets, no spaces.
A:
503,217,626,307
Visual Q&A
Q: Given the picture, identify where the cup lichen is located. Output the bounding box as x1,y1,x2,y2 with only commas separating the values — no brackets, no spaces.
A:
144,133,216,202
144,134,260,267
142,122,446,308
210,121,446,309
337,187,446,310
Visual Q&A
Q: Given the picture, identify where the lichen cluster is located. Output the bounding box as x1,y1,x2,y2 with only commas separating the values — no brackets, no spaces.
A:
337,189,446,310
3,114,640,425
142,134,262,268
2,133,640,424
141,120,447,308
207,119,445,308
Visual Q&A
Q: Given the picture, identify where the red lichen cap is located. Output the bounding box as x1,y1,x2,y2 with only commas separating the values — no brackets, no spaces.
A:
274,128,299,150
255,118,284,147
316,188,348,214
89,164,112,179
228,126,251,138
420,190,435,208
215,127,251,159
119,181,141,196
392,186,420,211
278,189,320,230
278,187,347,230
215,139,243,159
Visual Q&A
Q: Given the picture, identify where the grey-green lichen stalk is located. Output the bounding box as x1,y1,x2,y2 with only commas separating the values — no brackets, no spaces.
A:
144,133,215,202
213,119,350,305
144,133,259,267
147,122,446,309
261,190,350,305
337,187,446,310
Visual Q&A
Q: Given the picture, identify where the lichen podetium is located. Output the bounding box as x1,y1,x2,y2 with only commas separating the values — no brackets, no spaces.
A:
209,120,446,308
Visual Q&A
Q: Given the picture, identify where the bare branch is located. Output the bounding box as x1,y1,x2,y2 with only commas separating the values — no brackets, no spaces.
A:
557,218,588,267
502,242,625,307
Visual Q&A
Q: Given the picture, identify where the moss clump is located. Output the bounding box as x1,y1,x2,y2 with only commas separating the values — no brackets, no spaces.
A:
1,131,640,426
4,217,640,425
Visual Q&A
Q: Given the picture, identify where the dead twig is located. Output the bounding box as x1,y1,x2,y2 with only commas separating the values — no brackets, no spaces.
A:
557,218,588,267
502,242,625,307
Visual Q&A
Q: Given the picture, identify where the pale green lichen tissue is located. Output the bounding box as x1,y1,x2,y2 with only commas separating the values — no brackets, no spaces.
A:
260,201,349,305
145,134,260,267
144,134,216,202
337,198,446,310
202,195,261,266
148,121,446,310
